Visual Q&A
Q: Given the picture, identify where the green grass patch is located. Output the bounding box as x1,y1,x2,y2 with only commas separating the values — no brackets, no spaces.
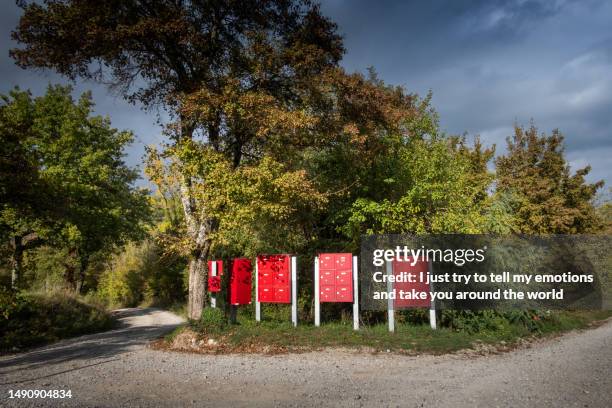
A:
175,309,611,354
1,289,115,353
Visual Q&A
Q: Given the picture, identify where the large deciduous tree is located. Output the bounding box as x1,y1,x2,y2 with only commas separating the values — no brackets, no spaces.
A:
0,85,150,290
0,87,51,288
11,0,344,318
495,124,603,234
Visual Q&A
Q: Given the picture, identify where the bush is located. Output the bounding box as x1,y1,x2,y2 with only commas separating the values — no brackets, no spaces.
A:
22,246,71,291
191,307,227,333
97,244,147,307
441,310,545,334
97,241,186,308
0,289,114,352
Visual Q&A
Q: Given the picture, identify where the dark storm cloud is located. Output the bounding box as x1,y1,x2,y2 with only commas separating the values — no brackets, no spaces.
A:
0,2,165,179
321,0,612,185
2,0,610,186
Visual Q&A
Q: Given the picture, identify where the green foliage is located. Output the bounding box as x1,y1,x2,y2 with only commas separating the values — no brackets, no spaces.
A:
191,307,227,333
22,246,72,291
0,289,114,352
97,244,146,308
147,144,327,258
441,310,547,334
496,123,604,233
97,241,186,308
0,85,151,291
339,133,508,239
595,190,612,234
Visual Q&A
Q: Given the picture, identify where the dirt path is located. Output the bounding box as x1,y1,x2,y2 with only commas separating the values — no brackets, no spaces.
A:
1,309,610,407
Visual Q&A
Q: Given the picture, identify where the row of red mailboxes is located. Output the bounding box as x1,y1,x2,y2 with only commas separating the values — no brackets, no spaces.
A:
207,253,357,305
207,254,431,307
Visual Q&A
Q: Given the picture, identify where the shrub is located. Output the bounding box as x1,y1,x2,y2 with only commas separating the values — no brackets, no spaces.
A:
441,310,545,334
97,241,186,308
191,307,227,333
0,289,114,352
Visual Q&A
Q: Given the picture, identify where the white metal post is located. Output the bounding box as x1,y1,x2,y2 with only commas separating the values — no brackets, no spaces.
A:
429,309,437,330
314,257,320,327
210,261,217,308
229,260,237,324
429,259,437,330
386,260,395,332
352,255,359,331
255,259,261,322
291,256,298,327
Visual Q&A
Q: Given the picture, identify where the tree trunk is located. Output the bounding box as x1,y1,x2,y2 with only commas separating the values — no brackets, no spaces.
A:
10,235,24,290
10,232,43,290
177,116,216,320
78,254,90,294
63,247,78,291
187,250,209,320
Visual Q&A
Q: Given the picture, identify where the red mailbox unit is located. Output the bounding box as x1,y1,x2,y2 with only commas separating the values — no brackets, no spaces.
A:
392,258,431,308
230,258,252,305
257,254,291,303
207,260,224,276
318,253,353,303
207,260,223,293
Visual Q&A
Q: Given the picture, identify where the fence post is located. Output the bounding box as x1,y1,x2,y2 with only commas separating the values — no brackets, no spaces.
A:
291,256,298,327
429,259,436,330
386,260,394,332
352,255,359,331
314,257,320,327
255,259,261,322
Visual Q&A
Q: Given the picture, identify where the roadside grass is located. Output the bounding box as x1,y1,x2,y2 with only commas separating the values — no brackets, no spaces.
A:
536,310,611,334
162,309,612,354
167,302,188,319
0,289,115,353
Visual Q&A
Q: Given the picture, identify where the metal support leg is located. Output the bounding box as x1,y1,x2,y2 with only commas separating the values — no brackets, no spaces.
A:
291,256,298,327
386,260,395,332
314,257,320,327
255,260,261,322
352,255,359,331
211,261,217,308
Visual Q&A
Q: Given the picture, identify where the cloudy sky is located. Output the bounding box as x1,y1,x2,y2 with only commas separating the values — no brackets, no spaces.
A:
2,0,611,188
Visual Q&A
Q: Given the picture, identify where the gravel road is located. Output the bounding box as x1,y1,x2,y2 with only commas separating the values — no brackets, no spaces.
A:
1,308,610,407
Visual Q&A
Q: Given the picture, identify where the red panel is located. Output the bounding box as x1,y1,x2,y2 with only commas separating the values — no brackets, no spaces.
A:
336,269,352,286
207,260,223,292
257,254,291,304
274,271,288,286
208,276,221,293
318,253,353,303
207,260,223,276
319,254,335,270
259,287,274,302
320,270,335,286
230,258,252,305
392,258,431,308
274,287,290,303
259,270,275,285
336,285,353,302
320,285,336,302
336,254,351,269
